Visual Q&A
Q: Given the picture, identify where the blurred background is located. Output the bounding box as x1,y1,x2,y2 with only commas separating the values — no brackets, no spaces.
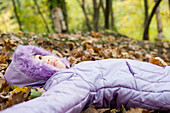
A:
0,0,170,41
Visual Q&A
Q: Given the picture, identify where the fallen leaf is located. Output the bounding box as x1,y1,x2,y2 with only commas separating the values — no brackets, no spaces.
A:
150,57,167,67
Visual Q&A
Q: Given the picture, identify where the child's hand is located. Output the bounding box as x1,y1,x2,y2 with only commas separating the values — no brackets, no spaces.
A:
150,57,167,67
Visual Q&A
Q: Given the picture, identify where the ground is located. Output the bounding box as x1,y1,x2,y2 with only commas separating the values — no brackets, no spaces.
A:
0,32,169,112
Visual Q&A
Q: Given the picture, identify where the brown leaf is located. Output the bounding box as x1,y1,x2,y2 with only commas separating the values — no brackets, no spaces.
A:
0,73,4,79
150,57,167,67
52,50,63,58
163,42,169,48
7,87,31,106
91,32,102,38
0,79,6,91
0,81,10,93
81,40,93,46
107,35,115,42
126,108,151,113
17,31,24,36
4,39,12,51
0,56,6,63
0,64,8,70
81,107,98,113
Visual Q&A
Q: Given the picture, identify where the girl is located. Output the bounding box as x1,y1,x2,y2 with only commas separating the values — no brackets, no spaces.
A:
1,45,170,113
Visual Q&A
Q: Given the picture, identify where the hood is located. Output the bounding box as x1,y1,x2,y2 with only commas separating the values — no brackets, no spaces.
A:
4,45,70,87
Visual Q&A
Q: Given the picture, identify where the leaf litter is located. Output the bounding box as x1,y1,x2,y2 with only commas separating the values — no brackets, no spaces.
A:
0,32,169,112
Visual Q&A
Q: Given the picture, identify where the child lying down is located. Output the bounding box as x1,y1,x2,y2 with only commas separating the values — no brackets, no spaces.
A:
1,45,170,113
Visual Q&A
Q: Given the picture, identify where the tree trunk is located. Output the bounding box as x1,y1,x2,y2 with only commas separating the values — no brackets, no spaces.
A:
110,0,114,28
143,0,162,40
52,7,66,33
105,0,111,29
77,0,92,31
101,0,105,17
34,0,50,33
48,0,67,33
11,0,23,31
154,0,163,40
61,0,68,32
144,0,148,27
93,0,102,32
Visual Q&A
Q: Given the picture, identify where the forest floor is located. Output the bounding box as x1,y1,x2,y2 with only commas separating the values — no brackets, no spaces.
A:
0,32,170,113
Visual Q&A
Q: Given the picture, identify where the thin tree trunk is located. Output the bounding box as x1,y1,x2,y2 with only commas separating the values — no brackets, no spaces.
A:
34,0,50,33
93,0,97,31
105,0,111,29
144,0,148,27
77,0,92,31
154,0,163,40
11,0,23,31
143,0,162,40
48,0,55,32
93,0,102,32
62,0,68,32
110,0,114,28
101,0,105,17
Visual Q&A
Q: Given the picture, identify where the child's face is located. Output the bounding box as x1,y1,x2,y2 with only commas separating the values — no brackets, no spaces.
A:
33,55,66,69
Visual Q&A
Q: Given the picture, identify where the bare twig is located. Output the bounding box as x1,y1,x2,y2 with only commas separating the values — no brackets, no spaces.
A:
11,0,23,31
33,0,50,33
77,0,92,31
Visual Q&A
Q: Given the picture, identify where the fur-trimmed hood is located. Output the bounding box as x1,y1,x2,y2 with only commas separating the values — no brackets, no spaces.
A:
4,45,70,87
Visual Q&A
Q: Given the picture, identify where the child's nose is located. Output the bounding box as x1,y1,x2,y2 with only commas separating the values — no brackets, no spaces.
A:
43,58,50,63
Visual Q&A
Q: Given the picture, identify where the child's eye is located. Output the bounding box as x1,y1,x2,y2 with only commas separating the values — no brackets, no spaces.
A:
39,55,42,60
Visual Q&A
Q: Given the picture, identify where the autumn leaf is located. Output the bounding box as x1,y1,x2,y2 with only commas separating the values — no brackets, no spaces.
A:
17,31,24,36
12,87,28,94
91,32,102,38
29,89,42,99
0,56,6,63
126,108,153,113
0,32,170,112
150,57,167,67
7,87,31,107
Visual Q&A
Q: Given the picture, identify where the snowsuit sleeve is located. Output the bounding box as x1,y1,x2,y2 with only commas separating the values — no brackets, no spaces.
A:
0,69,93,113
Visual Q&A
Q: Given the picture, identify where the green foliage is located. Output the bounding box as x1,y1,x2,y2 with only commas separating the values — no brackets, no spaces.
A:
0,0,170,41
113,0,170,41
66,0,86,32
29,89,42,99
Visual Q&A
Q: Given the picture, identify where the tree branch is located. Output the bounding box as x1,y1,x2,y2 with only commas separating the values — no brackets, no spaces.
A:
11,0,23,31
77,0,92,31
34,0,50,33
143,0,162,40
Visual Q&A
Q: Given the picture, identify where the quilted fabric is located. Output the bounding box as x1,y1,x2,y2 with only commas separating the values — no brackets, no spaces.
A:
1,59,170,113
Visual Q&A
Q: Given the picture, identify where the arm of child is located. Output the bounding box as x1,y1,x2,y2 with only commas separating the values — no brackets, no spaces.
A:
0,75,92,113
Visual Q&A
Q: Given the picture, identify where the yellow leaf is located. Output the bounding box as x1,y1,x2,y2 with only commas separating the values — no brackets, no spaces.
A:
5,38,10,42
12,87,28,94
17,31,23,36
0,56,6,63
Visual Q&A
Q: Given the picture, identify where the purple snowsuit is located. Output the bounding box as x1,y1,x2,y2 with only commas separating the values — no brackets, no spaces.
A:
1,45,170,113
